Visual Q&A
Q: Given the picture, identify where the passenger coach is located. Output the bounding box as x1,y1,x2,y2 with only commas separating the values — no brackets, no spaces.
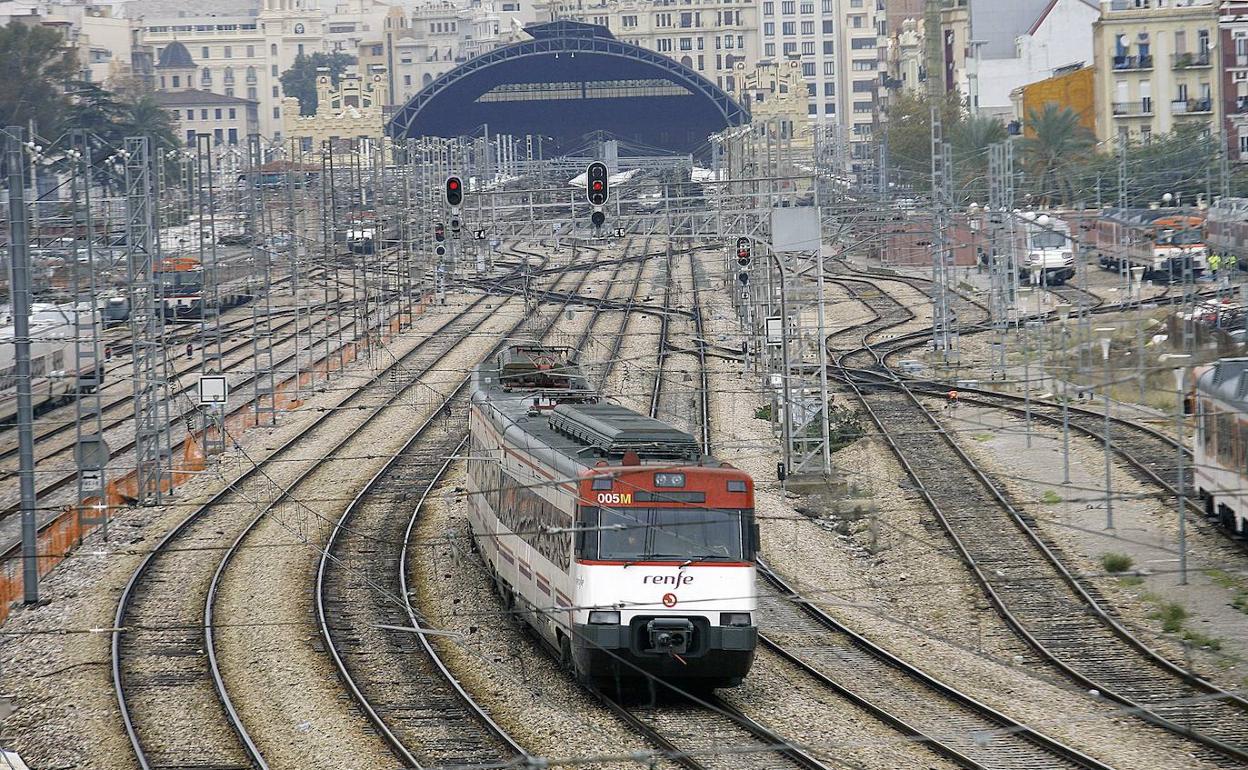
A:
1193,358,1248,537
467,345,759,690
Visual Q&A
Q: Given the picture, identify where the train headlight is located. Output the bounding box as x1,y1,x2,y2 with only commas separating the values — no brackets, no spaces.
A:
588,610,621,625
720,612,752,627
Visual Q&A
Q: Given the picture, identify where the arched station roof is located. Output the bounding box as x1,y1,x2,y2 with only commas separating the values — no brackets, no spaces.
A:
387,21,749,155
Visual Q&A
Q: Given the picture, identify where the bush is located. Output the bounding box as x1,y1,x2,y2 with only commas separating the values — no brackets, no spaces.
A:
754,404,771,420
1101,552,1134,574
1150,601,1188,633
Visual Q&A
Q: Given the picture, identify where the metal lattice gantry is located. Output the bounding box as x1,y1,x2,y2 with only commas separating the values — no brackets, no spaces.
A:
124,136,174,505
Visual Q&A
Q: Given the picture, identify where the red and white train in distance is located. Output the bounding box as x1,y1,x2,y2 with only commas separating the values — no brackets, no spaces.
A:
1192,358,1248,537
467,345,759,690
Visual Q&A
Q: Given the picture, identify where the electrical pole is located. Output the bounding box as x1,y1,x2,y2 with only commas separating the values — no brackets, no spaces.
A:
6,126,40,603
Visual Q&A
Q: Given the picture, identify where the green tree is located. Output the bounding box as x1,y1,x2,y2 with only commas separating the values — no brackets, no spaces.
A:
279,52,357,116
0,22,79,135
951,114,1006,204
883,90,965,193
1019,104,1095,205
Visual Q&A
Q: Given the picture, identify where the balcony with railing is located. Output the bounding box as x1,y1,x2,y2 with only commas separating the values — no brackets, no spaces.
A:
1113,54,1153,70
1113,99,1153,116
1171,98,1213,114
1172,51,1212,68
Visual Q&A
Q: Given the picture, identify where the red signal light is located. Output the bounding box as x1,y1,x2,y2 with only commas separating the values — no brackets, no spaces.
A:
449,179,459,190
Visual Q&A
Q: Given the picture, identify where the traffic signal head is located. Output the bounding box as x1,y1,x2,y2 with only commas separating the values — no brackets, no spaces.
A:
446,176,463,207
591,210,605,228
586,162,608,206
451,218,461,233
434,222,445,242
737,270,749,285
736,237,751,266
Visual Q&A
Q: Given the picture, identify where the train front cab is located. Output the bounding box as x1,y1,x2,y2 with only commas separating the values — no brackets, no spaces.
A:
570,465,760,690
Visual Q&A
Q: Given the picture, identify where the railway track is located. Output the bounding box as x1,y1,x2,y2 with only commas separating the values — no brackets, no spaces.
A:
755,562,1115,770
0,298,377,531
111,291,503,770
825,278,1248,765
311,250,598,767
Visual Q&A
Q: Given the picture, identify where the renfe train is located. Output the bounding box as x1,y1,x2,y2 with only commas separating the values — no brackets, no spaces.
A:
1193,358,1248,537
467,345,759,690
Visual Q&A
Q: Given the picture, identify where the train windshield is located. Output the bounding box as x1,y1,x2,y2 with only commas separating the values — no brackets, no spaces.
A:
1156,228,1203,246
591,507,746,561
1029,231,1066,249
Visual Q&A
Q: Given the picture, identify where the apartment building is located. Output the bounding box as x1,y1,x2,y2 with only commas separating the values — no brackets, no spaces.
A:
1092,0,1220,144
152,40,261,146
537,0,761,93
1219,0,1248,163
130,0,391,137
0,1,136,85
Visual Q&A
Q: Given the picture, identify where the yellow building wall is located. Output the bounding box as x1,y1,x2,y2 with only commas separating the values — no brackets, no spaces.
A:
1020,67,1094,138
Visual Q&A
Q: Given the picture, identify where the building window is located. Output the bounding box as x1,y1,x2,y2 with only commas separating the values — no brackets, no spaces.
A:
823,61,835,75
201,46,209,59
272,85,279,97
215,108,222,119
822,20,834,34
248,86,258,100
297,43,305,56
783,42,796,55
214,128,223,144
200,109,208,120
801,21,813,35
680,38,692,50
764,22,774,35
228,128,238,144
763,1,773,14
186,129,195,145
404,74,412,85
764,42,775,57
802,62,815,76
801,41,814,55
825,101,836,113
271,64,278,76
623,15,637,27
853,80,873,92
824,82,834,96
225,87,234,97
201,68,212,85
824,41,835,55
172,75,181,88
271,43,277,56
782,21,795,34
273,106,280,118
852,59,876,70
821,0,831,10
246,66,257,84
224,46,232,58
228,108,236,119
247,45,255,57
809,103,817,115
782,1,795,14
186,109,194,120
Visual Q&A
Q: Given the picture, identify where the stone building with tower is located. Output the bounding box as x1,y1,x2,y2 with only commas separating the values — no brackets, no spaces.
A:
282,66,390,152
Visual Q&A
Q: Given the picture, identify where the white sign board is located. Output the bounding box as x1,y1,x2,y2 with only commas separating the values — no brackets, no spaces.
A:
765,316,783,345
770,206,822,253
198,376,229,405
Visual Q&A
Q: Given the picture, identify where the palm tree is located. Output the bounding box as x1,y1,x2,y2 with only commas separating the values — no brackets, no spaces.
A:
1020,104,1095,205
952,114,1007,203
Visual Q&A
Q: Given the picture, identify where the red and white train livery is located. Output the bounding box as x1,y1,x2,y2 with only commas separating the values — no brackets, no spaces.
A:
1193,358,1248,537
467,345,759,690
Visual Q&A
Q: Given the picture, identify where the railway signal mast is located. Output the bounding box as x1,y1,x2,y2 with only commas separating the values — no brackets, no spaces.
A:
434,221,447,303
586,161,608,231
